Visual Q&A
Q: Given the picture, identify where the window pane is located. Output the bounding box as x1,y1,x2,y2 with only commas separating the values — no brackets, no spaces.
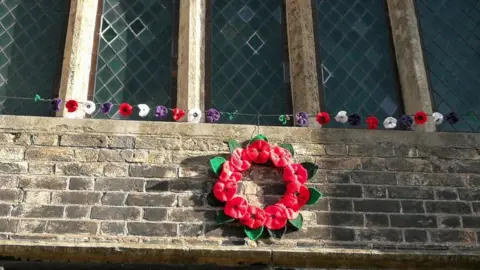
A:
0,0,70,116
417,0,480,132
315,0,402,128
93,0,177,120
210,0,291,126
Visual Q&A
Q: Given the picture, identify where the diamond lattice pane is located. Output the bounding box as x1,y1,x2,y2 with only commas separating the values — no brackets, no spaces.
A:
315,0,403,128
0,0,70,116
416,0,480,132
211,0,291,126
93,0,176,120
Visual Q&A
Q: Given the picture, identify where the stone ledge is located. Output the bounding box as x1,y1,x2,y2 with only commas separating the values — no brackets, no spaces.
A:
0,241,480,269
1,115,479,148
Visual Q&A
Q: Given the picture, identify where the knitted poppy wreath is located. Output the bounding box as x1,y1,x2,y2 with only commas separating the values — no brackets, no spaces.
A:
208,134,323,241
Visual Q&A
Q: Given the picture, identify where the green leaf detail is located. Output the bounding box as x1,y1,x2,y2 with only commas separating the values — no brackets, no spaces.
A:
267,226,286,239
279,143,295,157
244,226,264,241
209,156,226,176
228,139,241,153
34,94,41,102
216,211,235,225
306,187,323,205
301,162,318,179
250,134,268,143
206,191,225,207
288,213,303,230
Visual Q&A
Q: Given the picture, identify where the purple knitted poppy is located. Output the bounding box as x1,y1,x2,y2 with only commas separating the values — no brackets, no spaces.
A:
50,98,62,112
100,102,113,114
155,106,168,119
206,108,220,123
295,112,309,126
400,115,413,129
348,114,361,126
445,112,460,125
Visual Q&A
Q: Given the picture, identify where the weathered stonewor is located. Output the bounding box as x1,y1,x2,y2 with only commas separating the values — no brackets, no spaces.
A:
0,115,480,269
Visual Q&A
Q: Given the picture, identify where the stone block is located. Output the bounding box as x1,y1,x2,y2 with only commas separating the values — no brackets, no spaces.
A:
168,209,215,223
348,144,395,157
28,162,55,175
363,186,387,198
365,214,389,227
129,165,177,178
127,222,177,236
32,134,58,146
325,144,348,156
101,192,127,206
52,191,102,205
18,220,46,233
356,229,402,242
429,230,476,243
46,220,98,235
98,150,124,162
0,219,19,233
23,191,50,204
425,201,471,214
0,162,27,174
135,136,181,150
65,205,90,219
387,187,434,199
100,221,126,235
68,177,94,190
179,223,203,237
329,199,352,211
126,193,177,207
0,204,11,216
143,208,168,221
12,205,64,218
0,148,24,161
0,190,23,203
25,148,74,161
361,158,387,171
56,163,104,176
401,201,425,213
0,175,18,188
121,150,148,163
95,178,144,192
18,176,67,190
354,200,400,213
91,206,141,220
438,216,461,229
108,136,135,149
390,214,437,228
103,163,129,177
404,229,428,243
316,158,362,170
386,158,432,173
74,149,99,162
60,135,107,147
316,212,364,227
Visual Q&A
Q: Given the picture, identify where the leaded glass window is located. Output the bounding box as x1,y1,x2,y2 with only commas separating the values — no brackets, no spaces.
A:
0,0,70,116
207,0,292,126
93,0,178,120
314,0,403,128
416,0,480,132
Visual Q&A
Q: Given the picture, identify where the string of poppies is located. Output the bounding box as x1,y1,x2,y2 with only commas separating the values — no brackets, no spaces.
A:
14,94,471,128
208,134,323,240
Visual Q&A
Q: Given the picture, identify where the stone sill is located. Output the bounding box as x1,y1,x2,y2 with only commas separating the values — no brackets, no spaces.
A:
0,240,480,269
1,115,479,147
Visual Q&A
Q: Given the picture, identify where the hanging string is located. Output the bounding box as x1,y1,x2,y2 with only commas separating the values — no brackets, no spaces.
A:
0,94,477,129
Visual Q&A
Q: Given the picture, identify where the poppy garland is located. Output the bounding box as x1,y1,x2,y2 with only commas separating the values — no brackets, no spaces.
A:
208,134,323,241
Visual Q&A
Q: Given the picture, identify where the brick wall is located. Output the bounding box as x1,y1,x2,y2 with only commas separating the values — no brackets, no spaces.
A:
0,116,480,268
